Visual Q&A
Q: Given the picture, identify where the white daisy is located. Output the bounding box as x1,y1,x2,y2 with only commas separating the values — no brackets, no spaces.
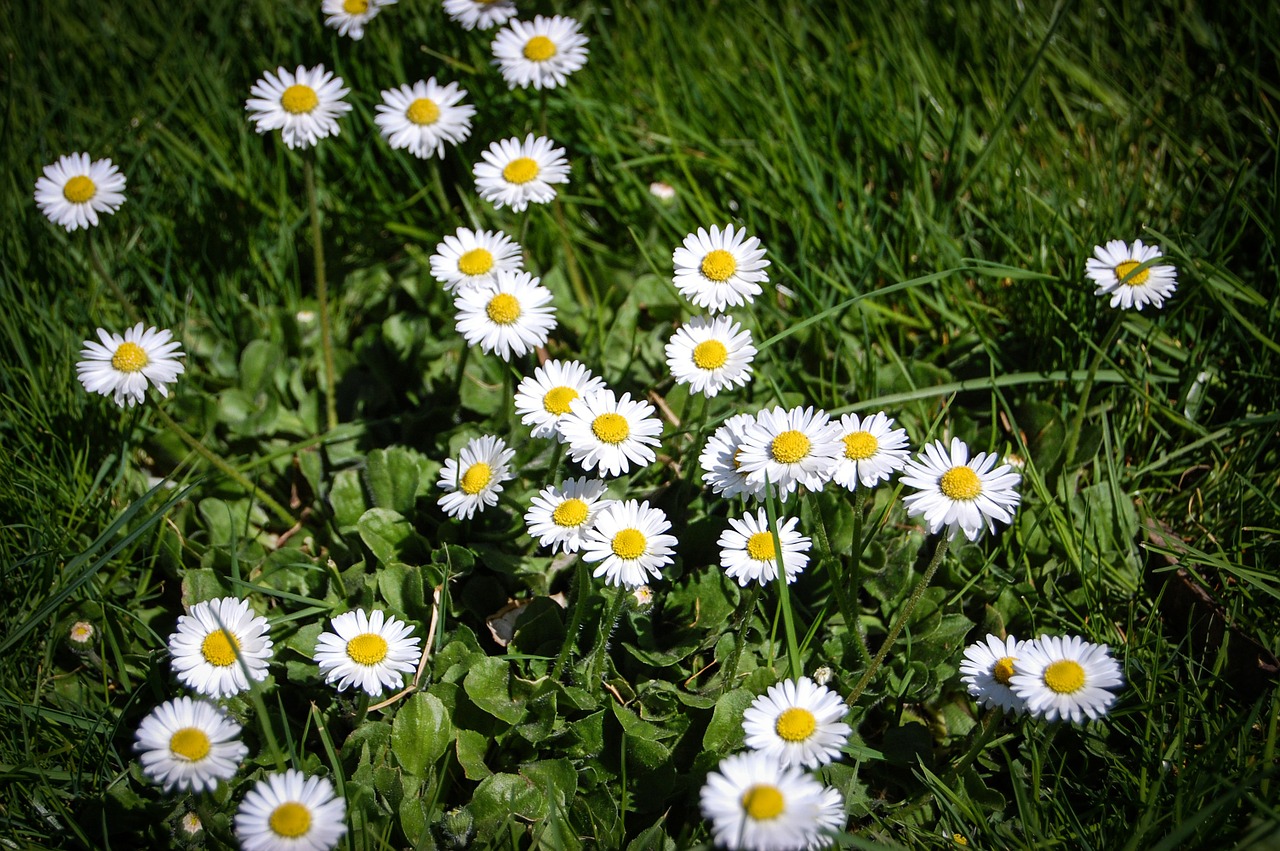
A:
830,411,910,490
34,152,126,232
1010,634,1125,724
900,437,1022,542
513,359,607,439
430,226,522,294
134,697,248,793
958,634,1028,715
322,0,396,40
179,811,203,836
375,78,474,159
699,413,768,501
69,620,96,646
436,434,516,520
235,769,347,851
557,389,663,478
581,500,678,588
167,596,274,699
718,510,811,586
1085,238,1178,311
742,676,851,770
736,406,843,503
453,269,557,360
313,608,420,697
672,224,770,314
491,14,589,90
665,315,757,398
246,65,352,150
699,750,832,851
524,477,614,553
76,323,186,409
473,133,570,212
809,786,847,849
649,181,676,202
443,0,516,30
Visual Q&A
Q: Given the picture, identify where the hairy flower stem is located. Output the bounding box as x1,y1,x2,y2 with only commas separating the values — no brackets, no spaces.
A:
1060,312,1124,475
719,582,763,695
587,586,627,696
305,157,339,432
551,559,590,682
764,489,803,680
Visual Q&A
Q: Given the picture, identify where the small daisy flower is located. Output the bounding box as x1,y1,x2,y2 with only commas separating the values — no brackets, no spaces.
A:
649,181,676,202
958,634,1028,715
699,413,768,501
742,676,851,770
581,500,678,588
1086,238,1178,311
376,78,474,159
430,226,523,294
830,411,911,490
168,596,274,699
1010,635,1125,724
737,406,843,503
436,434,516,520
134,697,248,793
68,620,96,646
557,389,663,478
235,769,347,851
313,609,420,697
700,750,832,851
322,0,396,40
246,65,352,150
491,14,589,90
514,359,607,440
672,224,770,314
525,477,614,553
665,315,757,398
900,437,1022,542
77,323,185,409
718,509,811,587
179,811,203,836
473,133,570,212
453,269,557,360
443,0,516,30
34,152,126,231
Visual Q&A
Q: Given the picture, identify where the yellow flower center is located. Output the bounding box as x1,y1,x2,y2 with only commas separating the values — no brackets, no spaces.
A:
1043,659,1086,694
502,157,540,185
457,247,494,276
486,293,521,325
280,84,319,115
346,632,389,666
552,498,589,528
343,0,369,12
746,532,775,562
939,466,982,500
993,656,1016,686
692,339,728,370
542,385,578,415
62,175,96,204
740,784,785,821
1113,259,1150,287
200,629,240,667
460,462,492,495
770,430,811,464
731,448,745,470
523,35,558,62
774,706,817,742
700,249,737,282
954,837,970,847
269,802,312,839
592,413,630,445
406,97,440,126
111,341,149,373
843,431,878,461
611,528,647,560
168,727,211,761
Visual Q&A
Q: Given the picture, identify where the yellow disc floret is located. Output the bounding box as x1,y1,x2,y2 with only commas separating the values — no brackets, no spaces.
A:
939,466,982,500
692,339,729,370
343,0,369,12
1113,260,1150,287
1043,659,1086,694
592,412,630,445
523,35,558,62
552,498,589,528
843,431,878,461
542,386,578,415
740,784,785,821
770,430,811,464
611,528,647,560
346,632,389,666
774,707,817,742
457,248,494,277
200,630,240,667
169,727,212,761
700,249,737,282
281,84,319,115
746,532,776,562
993,656,1016,686
502,157,540,184
111,341,150,373
269,802,312,839
62,175,96,204
460,462,492,495
486,293,522,325
406,97,440,126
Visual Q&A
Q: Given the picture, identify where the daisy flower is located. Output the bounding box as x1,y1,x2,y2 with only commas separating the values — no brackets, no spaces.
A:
700,751,832,851
557,389,663,478
179,812,203,836
375,78,474,159
313,609,420,697
168,596,274,699
665,315,757,397
525,477,614,553
235,769,347,851
246,65,352,150
830,411,911,490
958,634,1029,715
491,14,589,90
1010,634,1125,724
34,152,126,231
430,226,523,294
718,509,811,587
699,413,768,501
736,406,843,502
810,786,847,849
322,0,396,40
1086,238,1178,311
672,224,770,314
742,676,851,770
443,0,516,30
68,621,96,647
76,323,185,409
900,437,1022,542
473,133,570,212
581,500,677,588
134,697,248,793
453,269,557,360
513,359,607,439
436,434,515,520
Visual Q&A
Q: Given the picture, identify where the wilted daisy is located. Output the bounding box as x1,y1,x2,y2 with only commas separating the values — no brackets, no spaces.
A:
699,413,768,501
665,315,757,397
134,697,248,793
830,411,910,490
673,224,770,314
900,437,1022,542
581,500,677,588
473,134,569,212
430,226,522,294
436,434,515,520
34,152,126,231
718,510,811,587
514,359,607,439
1086,238,1178,311
322,0,396,39
453,269,557,360
1010,635,1125,724
736,406,843,502
524,477,614,553
558,389,663,478
700,751,832,851
313,609,420,697
245,65,351,150
742,676,851,769
376,78,474,159
76,323,186,409
443,0,516,30
235,770,347,851
491,14,589,90
168,596,274,699
959,634,1028,715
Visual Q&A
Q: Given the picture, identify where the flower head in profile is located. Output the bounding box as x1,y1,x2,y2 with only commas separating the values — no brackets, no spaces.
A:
443,0,516,30
830,411,910,491
454,269,557,360
322,0,396,40
736,406,843,502
742,676,851,769
514,359,607,440
699,412,768,501
700,751,835,851
473,134,570,212
168,596,274,699
76,323,185,408
665,315,757,397
376,78,474,159
672,224,770,314
718,509,811,587
430,227,522,294
959,633,1028,715
1010,634,1125,724
557,389,663,478
34,152,126,231
134,697,248,793
491,14,589,90
436,434,516,520
900,437,1021,541
581,500,677,588
235,769,347,851
1086,238,1178,311
246,65,351,149
313,609,420,697
525,477,614,553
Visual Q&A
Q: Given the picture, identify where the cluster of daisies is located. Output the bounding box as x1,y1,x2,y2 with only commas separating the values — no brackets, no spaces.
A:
960,633,1125,723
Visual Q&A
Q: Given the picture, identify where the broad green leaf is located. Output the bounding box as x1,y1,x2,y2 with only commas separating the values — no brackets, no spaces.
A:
357,507,424,566
329,469,366,530
702,688,755,754
455,728,493,780
464,656,525,724
365,447,420,514
392,692,453,776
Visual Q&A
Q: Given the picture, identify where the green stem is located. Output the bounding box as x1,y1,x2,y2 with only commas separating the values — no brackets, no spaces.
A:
764,489,803,680
587,585,627,696
305,157,339,432
823,487,871,664
87,236,140,323
551,558,590,682
1061,312,1124,473
452,341,470,400
719,582,763,694
351,692,370,729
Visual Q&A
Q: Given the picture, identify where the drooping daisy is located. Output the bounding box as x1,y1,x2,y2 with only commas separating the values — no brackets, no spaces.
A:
581,500,677,588
557,389,663,478
742,676,851,770
524,477,614,553
1010,634,1125,724
76,323,186,409
699,750,832,851
168,596,275,699
34,152,126,231
718,510,811,587
736,406,843,502
436,434,516,520
900,437,1022,542
665,315,757,398
672,224,770,314
514,359,608,440
830,411,911,490
134,697,249,793
246,65,352,150
958,633,1028,715
430,226,523,294
322,0,396,40
699,413,768,501
443,0,516,30
1085,238,1178,311
473,134,570,212
375,78,474,159
491,14,589,90
313,608,420,697
235,769,347,851
453,269,557,360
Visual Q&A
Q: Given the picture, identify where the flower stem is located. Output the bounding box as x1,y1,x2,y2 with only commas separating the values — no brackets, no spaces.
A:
587,585,627,696
719,582,763,694
834,487,872,664
304,157,339,432
1061,312,1124,474
551,558,590,682
87,235,139,324
764,489,803,680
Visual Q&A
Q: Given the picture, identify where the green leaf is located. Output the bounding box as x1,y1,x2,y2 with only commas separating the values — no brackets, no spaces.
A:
377,562,427,621
365,447,421,514
702,688,755,754
455,728,493,780
470,772,549,835
357,507,425,566
329,469,367,531
464,656,526,724
239,339,282,396
392,692,453,776
609,702,672,770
